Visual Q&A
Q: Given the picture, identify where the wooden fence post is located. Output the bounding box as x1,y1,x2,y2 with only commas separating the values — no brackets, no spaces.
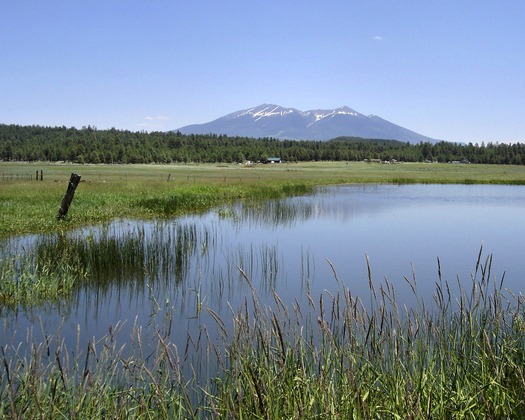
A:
58,173,81,219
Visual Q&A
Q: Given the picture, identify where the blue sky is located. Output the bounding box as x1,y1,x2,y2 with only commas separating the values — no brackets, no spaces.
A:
1,1,524,143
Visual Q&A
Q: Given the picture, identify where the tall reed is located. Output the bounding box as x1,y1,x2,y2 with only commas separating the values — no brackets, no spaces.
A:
2,249,525,417
0,315,197,418
210,250,525,418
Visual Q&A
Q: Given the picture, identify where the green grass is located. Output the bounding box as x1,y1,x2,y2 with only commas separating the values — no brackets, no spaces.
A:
1,161,525,239
2,250,525,418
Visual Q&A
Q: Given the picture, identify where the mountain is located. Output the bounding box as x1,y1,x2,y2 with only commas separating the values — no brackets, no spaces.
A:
175,104,441,144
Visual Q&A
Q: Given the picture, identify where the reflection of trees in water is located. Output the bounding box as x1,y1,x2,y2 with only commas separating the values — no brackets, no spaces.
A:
232,198,316,228
230,186,402,228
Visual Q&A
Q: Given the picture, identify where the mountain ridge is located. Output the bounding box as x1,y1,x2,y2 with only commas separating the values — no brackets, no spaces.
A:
175,104,441,144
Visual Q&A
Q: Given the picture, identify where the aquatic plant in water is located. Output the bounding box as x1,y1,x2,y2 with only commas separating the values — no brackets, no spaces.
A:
1,248,525,417
0,252,84,306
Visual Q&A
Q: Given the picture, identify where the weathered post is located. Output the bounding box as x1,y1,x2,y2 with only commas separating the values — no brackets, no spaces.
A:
58,173,81,219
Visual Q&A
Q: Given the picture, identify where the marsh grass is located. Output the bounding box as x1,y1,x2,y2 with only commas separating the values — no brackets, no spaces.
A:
132,183,312,217
0,317,195,419
0,219,284,306
0,246,85,307
0,256,79,307
0,177,313,239
0,223,203,305
208,251,525,418
2,249,525,418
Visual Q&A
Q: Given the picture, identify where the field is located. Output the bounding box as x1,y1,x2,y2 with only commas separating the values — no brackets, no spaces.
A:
2,161,525,239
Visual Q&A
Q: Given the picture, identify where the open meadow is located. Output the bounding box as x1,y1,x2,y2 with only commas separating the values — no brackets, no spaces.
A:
2,161,525,239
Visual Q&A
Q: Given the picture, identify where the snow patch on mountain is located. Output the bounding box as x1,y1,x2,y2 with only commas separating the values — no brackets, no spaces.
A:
251,105,295,121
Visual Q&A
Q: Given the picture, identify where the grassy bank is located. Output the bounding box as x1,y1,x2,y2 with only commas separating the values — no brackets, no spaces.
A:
1,161,525,239
2,251,525,418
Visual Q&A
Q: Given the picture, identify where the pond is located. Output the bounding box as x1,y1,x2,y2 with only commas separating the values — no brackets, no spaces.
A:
2,183,525,383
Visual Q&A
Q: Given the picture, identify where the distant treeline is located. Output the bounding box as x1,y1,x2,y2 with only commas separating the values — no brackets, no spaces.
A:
1,124,524,165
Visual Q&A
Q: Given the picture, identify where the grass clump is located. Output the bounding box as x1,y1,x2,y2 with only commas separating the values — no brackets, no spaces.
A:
0,253,84,306
133,183,312,216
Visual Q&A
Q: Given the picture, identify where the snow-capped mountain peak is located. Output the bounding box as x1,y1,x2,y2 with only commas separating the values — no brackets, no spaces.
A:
176,104,440,143
306,106,360,124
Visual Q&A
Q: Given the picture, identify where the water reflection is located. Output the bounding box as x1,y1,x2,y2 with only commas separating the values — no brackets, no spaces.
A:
1,184,525,374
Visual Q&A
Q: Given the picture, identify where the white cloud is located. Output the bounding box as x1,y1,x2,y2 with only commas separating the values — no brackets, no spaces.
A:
134,115,172,131
144,115,170,121
373,35,383,41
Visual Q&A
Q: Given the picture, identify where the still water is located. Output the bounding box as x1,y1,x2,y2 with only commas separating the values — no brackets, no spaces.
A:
2,184,525,362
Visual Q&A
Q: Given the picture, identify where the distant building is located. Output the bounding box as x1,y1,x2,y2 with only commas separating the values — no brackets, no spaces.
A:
265,157,282,164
